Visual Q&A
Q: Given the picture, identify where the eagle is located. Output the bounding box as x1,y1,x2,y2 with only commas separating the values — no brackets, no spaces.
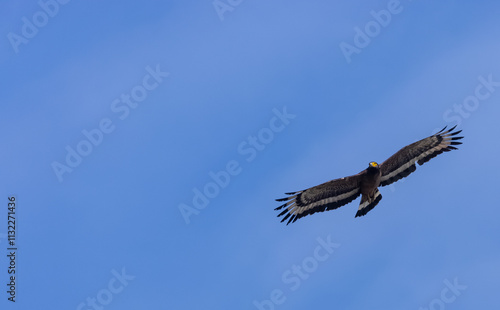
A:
275,126,463,225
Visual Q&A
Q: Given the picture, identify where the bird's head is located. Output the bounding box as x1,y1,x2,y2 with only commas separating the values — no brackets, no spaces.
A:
369,161,379,168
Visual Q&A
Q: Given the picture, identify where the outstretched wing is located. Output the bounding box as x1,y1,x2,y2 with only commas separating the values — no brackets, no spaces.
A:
379,126,463,187
275,173,362,225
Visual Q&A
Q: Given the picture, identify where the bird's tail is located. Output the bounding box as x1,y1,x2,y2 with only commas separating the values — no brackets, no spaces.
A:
355,189,382,217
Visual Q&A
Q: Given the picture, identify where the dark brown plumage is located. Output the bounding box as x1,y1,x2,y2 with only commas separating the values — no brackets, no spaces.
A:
275,126,463,225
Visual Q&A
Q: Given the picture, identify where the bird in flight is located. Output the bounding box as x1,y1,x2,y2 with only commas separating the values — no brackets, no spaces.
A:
275,126,463,225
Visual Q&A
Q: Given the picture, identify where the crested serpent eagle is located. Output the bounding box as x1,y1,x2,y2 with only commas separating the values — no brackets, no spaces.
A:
275,126,463,225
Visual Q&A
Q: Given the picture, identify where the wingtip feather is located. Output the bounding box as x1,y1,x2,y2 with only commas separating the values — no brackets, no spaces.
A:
437,126,447,134
281,212,291,223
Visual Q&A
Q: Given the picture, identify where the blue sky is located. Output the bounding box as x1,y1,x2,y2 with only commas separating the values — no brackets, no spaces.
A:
1,1,500,309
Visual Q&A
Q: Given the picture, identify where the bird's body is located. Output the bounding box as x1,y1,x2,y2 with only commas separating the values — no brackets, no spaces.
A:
358,162,382,217
275,126,463,224
360,163,381,196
